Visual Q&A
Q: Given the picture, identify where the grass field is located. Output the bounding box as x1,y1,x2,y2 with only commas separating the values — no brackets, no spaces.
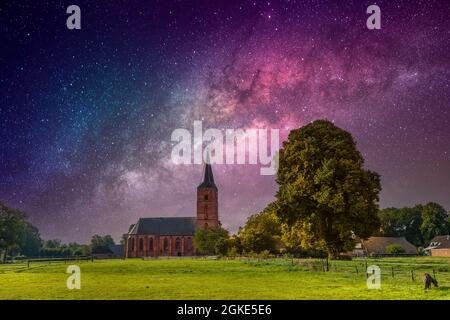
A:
1,257,450,299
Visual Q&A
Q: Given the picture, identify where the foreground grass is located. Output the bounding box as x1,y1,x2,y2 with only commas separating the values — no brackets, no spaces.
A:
1,257,450,299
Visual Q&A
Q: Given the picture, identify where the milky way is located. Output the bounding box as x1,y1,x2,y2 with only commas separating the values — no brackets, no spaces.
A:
1,0,449,243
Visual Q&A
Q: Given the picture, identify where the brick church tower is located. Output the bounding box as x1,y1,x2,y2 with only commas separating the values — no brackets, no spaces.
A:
196,161,219,228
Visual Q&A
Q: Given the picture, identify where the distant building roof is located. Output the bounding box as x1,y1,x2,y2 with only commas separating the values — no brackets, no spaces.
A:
426,235,450,250
128,217,196,236
362,237,417,255
108,244,124,256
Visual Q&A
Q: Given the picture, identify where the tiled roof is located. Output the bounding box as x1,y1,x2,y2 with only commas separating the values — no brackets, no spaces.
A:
428,235,450,249
128,217,196,236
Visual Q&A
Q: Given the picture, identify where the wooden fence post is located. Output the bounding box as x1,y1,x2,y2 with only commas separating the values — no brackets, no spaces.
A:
355,266,359,274
391,267,394,278
433,269,437,280
411,270,415,281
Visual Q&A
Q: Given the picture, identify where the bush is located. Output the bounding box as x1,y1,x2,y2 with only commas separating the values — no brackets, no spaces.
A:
334,255,352,261
385,244,406,255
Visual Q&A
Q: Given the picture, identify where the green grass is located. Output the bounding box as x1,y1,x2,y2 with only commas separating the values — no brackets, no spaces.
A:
1,257,450,299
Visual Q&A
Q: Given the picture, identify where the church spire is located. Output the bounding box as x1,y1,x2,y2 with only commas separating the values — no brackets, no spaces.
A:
198,154,217,189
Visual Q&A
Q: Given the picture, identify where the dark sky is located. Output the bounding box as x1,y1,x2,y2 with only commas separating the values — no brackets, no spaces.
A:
1,0,449,243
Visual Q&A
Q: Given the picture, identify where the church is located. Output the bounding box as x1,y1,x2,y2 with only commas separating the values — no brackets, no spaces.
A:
124,162,220,258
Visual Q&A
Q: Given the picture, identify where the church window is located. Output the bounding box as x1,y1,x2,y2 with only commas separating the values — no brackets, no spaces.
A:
204,194,208,200
186,237,191,250
175,238,181,250
139,238,144,251
131,238,135,251
149,238,153,250
164,238,169,251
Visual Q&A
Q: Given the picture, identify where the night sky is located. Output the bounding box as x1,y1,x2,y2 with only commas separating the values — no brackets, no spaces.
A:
1,0,449,243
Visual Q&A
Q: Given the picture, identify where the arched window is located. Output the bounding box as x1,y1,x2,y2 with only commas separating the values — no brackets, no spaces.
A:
186,237,191,250
164,238,169,251
175,238,181,250
204,194,208,201
139,238,144,251
130,238,135,251
149,238,153,250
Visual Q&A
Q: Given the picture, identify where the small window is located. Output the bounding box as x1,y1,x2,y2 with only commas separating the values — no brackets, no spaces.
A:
204,194,209,200
139,238,144,251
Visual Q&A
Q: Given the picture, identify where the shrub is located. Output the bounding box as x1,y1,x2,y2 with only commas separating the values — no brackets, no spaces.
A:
385,244,406,255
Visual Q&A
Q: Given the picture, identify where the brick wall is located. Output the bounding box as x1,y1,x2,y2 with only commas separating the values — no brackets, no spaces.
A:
431,248,450,257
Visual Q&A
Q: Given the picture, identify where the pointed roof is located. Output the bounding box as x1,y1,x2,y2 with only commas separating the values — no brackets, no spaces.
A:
198,156,217,189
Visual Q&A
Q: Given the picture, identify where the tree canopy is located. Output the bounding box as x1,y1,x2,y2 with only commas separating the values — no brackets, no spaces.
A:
420,202,450,244
194,226,229,255
376,203,450,247
238,204,281,254
0,203,27,261
274,120,381,258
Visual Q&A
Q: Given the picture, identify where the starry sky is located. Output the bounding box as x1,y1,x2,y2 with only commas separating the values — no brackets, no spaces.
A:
1,0,449,243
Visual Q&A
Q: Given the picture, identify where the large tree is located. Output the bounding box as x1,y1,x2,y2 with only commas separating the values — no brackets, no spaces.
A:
90,234,115,251
194,227,229,255
274,120,381,259
0,203,27,262
420,202,450,244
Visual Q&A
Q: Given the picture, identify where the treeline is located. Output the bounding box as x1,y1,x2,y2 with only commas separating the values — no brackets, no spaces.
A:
375,202,450,247
194,201,450,257
0,202,116,261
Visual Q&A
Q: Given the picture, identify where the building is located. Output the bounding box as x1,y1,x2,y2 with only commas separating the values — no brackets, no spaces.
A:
124,162,220,258
349,236,417,257
92,244,124,259
424,235,450,257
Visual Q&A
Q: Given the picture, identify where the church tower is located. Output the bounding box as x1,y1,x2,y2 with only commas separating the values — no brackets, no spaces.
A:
196,161,219,229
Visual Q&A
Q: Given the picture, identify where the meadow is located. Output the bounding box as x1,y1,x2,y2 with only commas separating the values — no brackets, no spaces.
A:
1,257,450,300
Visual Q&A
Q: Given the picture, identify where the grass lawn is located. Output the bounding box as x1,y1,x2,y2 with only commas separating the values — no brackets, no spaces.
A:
1,257,450,299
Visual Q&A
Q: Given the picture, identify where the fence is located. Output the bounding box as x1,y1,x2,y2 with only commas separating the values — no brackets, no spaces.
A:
231,256,448,283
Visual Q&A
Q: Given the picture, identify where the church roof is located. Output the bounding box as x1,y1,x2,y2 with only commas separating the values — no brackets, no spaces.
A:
198,162,217,189
128,217,196,236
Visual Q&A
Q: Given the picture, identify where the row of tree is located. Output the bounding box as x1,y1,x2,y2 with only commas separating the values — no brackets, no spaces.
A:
376,203,450,247
193,204,449,258
0,202,116,261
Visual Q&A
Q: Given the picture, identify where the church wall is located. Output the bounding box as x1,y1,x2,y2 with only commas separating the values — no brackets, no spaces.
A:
125,235,195,258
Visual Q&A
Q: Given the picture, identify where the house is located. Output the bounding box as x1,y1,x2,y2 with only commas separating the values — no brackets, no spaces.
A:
92,244,124,259
424,235,450,257
350,236,417,257
124,162,220,258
